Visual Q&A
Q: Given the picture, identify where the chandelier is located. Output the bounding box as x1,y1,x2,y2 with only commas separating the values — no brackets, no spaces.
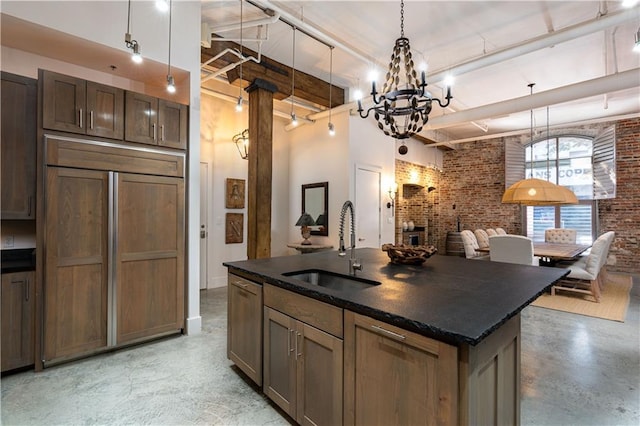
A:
357,0,452,140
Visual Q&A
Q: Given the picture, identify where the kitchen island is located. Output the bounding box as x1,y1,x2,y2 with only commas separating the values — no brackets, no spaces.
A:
224,248,569,425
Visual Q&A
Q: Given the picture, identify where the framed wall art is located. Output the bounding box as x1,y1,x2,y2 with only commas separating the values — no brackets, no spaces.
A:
226,178,245,209
225,213,243,244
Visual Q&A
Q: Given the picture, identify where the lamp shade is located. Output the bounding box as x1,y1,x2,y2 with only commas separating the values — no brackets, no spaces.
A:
502,178,578,206
295,212,316,227
315,214,326,227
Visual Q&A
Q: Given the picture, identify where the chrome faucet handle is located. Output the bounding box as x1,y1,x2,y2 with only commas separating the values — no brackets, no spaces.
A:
349,258,363,273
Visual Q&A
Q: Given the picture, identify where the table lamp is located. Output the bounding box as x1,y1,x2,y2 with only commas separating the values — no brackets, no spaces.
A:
295,212,316,245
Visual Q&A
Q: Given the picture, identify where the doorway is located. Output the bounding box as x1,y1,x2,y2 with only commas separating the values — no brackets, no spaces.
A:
355,166,381,249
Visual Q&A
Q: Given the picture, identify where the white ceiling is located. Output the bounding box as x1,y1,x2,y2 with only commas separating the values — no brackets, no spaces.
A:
201,0,640,144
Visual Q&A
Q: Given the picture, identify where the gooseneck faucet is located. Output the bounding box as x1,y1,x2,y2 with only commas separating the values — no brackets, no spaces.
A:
338,200,362,275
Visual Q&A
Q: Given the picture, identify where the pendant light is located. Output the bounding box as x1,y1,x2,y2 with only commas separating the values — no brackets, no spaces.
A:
124,0,142,64
166,0,175,94
327,45,335,136
502,84,577,206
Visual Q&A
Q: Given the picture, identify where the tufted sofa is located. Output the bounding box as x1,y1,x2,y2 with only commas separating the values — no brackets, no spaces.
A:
545,228,577,244
460,230,490,260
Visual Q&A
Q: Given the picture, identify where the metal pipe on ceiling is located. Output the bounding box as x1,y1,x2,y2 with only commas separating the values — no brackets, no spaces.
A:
425,68,639,130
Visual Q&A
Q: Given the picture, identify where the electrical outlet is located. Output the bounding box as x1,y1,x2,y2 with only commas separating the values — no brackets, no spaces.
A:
3,235,15,248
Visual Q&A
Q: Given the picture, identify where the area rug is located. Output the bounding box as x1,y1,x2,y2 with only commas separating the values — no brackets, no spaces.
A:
531,273,633,322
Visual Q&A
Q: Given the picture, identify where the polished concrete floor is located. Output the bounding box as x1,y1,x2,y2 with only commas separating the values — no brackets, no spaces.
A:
2,275,639,425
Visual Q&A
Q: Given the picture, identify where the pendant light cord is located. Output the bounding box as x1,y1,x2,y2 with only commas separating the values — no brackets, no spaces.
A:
167,0,172,75
127,0,132,34
291,27,296,114
239,0,243,92
329,46,333,121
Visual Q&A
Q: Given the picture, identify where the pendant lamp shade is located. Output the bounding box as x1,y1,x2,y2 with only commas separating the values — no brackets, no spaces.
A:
502,178,578,206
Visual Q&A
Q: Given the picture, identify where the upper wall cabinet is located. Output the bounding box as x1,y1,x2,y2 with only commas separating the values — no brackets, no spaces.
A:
125,92,188,150
41,70,124,140
1,72,37,219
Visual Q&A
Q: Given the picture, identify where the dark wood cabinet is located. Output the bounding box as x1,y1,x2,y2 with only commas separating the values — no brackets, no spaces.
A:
125,91,187,149
227,273,262,385
263,284,343,425
1,72,37,219
115,173,185,344
41,70,124,139
42,137,185,364
343,311,459,425
43,167,109,361
1,271,35,372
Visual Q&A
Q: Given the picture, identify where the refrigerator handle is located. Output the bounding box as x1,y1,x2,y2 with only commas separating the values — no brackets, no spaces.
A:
107,171,118,347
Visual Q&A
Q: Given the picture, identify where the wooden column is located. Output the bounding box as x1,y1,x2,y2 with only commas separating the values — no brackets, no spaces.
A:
246,79,277,259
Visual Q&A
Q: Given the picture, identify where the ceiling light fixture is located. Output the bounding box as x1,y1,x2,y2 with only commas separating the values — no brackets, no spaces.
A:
328,46,335,136
233,129,249,160
502,84,577,206
634,27,640,53
124,0,142,64
290,26,298,126
357,0,453,140
236,0,244,112
155,0,169,13
166,0,175,94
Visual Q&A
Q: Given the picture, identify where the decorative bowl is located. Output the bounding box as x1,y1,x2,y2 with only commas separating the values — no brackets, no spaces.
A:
381,243,438,265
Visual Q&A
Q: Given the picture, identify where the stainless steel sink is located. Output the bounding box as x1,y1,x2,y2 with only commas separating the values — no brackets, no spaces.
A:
283,269,380,291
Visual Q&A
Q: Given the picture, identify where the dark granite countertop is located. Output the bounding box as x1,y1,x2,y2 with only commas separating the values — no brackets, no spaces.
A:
224,248,569,346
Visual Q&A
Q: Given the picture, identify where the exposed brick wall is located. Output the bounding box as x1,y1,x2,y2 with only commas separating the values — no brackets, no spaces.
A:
597,118,640,273
394,160,441,247
428,118,639,273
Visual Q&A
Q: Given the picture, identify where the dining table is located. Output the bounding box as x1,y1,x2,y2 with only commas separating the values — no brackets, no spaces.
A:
477,241,591,266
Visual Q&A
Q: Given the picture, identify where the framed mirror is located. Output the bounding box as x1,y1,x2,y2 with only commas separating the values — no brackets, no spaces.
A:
302,182,328,236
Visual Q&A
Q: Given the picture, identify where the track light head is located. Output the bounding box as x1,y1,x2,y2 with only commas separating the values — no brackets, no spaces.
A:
166,75,176,93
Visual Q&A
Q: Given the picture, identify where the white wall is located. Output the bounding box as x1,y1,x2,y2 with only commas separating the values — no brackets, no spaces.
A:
200,93,291,287
348,116,397,246
287,111,350,251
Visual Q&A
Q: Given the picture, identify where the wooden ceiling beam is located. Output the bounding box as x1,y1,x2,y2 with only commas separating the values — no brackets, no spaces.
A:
201,40,344,109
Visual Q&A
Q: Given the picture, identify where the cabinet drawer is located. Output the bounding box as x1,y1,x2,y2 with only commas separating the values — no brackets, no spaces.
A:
45,135,184,177
228,274,261,295
264,283,343,338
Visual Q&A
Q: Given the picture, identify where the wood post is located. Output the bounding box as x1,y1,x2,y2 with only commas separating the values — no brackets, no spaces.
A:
246,79,277,259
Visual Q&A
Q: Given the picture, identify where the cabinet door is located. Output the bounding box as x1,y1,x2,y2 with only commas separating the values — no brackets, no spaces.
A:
228,273,262,385
86,81,124,140
1,72,36,219
116,173,185,344
158,99,188,150
42,70,86,134
344,311,458,426
124,92,158,145
1,271,35,371
44,168,109,361
297,322,343,426
264,306,297,418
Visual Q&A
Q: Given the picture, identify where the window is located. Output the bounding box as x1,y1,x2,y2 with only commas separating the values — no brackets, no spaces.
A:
524,136,595,244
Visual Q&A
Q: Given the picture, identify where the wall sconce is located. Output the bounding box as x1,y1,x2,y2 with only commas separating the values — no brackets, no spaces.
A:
387,183,398,215
295,212,316,245
233,129,249,160
427,186,436,193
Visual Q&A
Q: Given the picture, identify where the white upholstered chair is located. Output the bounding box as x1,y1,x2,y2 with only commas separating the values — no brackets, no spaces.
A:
489,235,539,266
545,228,577,244
495,227,507,235
474,229,490,249
486,228,498,236
551,231,615,303
460,230,490,260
